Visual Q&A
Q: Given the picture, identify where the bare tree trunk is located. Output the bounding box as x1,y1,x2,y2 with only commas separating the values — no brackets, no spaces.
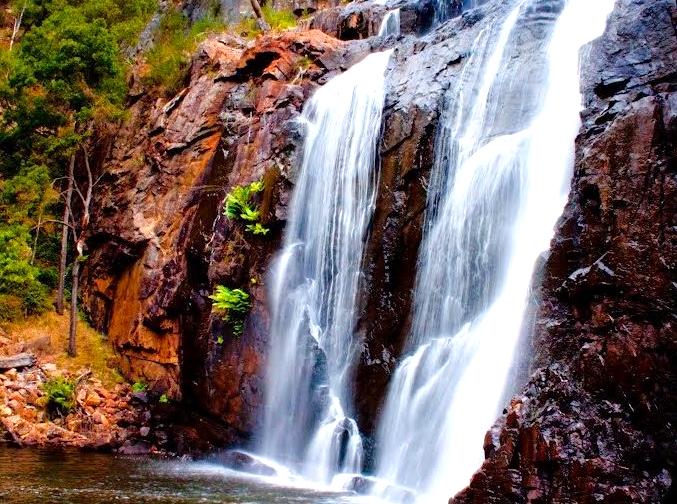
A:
9,4,26,51
56,155,75,316
249,0,270,31
68,257,79,357
66,147,95,358
30,211,43,265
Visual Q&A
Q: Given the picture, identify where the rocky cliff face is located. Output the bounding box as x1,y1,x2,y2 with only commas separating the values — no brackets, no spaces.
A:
452,0,676,502
81,0,676,498
82,27,375,445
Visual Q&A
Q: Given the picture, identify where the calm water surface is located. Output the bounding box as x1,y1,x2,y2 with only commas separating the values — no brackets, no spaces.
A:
0,447,367,503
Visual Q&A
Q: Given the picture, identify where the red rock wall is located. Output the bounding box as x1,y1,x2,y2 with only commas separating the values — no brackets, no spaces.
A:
82,29,371,444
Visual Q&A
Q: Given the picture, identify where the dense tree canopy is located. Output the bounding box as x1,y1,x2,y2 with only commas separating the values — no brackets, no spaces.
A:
0,0,157,319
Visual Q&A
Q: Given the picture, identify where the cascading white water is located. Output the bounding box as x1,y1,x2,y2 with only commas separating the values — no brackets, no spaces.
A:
372,0,615,501
378,9,400,37
260,49,393,485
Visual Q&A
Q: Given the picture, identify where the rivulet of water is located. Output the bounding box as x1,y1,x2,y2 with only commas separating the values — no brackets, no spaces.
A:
260,49,393,485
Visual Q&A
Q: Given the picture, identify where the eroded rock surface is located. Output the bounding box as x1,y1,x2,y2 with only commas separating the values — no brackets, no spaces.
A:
82,29,373,444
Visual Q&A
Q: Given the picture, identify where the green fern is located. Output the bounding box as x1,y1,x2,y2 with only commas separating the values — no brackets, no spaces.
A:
209,285,251,336
240,206,260,222
42,377,76,417
246,222,270,235
249,180,264,193
223,179,269,236
225,185,253,219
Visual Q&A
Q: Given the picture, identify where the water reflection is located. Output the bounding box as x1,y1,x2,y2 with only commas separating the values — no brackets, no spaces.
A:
0,447,365,503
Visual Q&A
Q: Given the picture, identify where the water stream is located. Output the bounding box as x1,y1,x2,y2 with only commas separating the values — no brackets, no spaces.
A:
372,0,615,501
378,9,400,37
260,49,393,485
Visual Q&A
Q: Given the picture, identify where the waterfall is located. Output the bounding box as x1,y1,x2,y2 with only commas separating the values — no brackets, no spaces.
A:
372,0,615,501
378,9,400,37
260,49,393,484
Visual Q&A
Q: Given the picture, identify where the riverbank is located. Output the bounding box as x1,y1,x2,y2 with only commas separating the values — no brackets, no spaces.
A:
0,311,168,453
0,357,160,453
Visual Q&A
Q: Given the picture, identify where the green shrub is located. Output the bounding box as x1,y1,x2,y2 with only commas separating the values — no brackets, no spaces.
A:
262,6,297,31
158,393,169,404
144,9,226,95
0,225,50,317
36,266,59,289
42,377,76,417
131,381,148,393
0,294,23,321
224,179,269,235
21,281,49,315
209,285,251,336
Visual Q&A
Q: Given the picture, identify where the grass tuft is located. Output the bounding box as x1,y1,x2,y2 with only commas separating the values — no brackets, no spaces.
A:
1,309,124,387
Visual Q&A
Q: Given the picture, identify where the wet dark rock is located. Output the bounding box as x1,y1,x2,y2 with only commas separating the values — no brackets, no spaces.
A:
211,449,278,476
118,440,152,456
310,1,387,40
130,392,149,404
310,0,446,40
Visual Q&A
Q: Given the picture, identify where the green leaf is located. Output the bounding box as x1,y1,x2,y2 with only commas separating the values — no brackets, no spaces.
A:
208,285,251,336
131,381,147,393
248,179,264,193
245,222,270,235
240,206,260,222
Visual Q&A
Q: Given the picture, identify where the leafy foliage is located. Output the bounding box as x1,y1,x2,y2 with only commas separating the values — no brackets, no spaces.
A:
0,226,49,317
131,381,148,393
224,179,269,235
0,1,157,322
245,222,270,235
144,8,226,95
209,285,251,336
42,376,76,416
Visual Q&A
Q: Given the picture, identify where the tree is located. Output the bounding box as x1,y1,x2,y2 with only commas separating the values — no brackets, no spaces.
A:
62,147,100,357
9,3,26,51
0,1,130,353
249,0,271,31
55,156,73,315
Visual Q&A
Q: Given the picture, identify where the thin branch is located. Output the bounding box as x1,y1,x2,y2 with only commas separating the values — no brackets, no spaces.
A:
71,176,88,208
41,218,76,231
9,3,26,52
30,210,43,265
